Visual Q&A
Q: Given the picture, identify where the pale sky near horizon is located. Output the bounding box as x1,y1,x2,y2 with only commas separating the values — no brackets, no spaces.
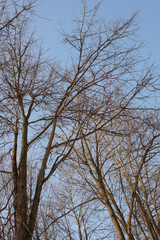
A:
33,0,160,65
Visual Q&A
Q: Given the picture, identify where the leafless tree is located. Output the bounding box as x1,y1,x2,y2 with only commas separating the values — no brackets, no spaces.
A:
0,0,159,239
0,0,37,40
40,167,112,240
70,109,160,239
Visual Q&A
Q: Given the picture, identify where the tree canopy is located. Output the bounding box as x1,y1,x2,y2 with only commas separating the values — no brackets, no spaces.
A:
0,1,159,239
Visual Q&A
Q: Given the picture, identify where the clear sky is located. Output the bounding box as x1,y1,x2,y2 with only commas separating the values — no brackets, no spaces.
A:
33,0,160,65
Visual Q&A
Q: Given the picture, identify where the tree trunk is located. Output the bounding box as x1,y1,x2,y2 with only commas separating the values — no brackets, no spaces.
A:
12,119,18,237
16,117,28,240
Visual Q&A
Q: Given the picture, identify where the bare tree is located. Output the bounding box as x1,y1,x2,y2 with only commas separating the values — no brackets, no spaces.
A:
0,1,159,239
1,1,35,27
42,168,110,240
70,109,160,239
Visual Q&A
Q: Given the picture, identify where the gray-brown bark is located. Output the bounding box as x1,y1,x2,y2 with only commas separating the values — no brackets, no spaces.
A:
16,117,28,240
11,118,18,236
0,1,159,239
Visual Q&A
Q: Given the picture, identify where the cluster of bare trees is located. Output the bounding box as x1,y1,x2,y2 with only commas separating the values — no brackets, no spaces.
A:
0,0,159,239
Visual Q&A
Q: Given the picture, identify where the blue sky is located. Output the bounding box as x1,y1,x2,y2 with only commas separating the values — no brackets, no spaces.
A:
33,0,160,64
